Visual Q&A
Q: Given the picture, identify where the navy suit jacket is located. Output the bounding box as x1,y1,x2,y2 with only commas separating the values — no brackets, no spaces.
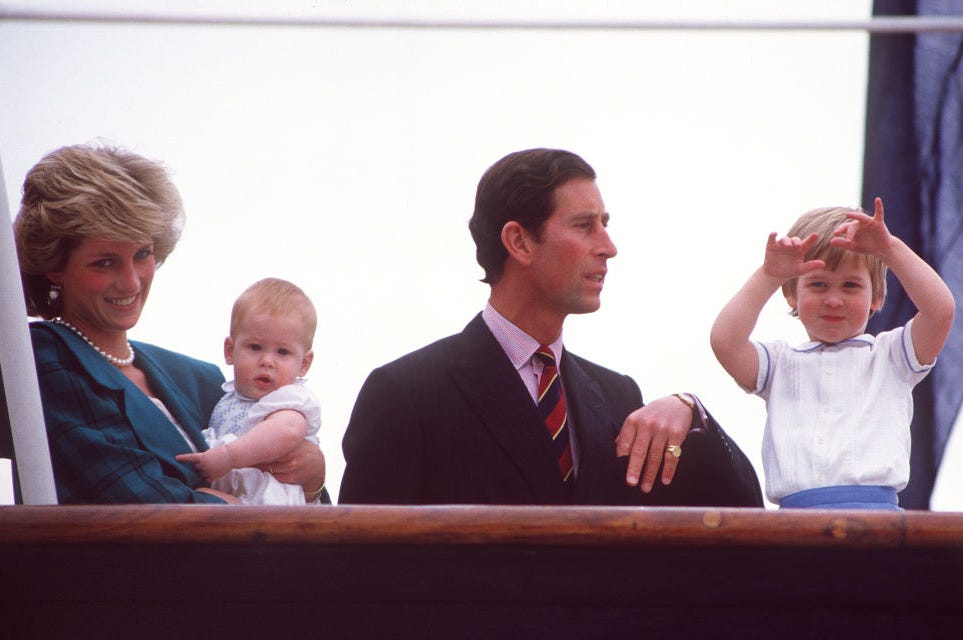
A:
31,321,226,504
340,314,762,506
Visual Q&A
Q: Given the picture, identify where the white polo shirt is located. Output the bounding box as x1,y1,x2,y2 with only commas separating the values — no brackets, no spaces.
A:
751,319,932,504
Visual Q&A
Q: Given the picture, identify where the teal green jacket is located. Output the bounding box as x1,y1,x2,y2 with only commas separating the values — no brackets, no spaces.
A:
31,321,226,504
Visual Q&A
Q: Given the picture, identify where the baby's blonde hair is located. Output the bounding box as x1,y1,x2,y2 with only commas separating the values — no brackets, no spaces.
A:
230,278,317,349
780,206,888,316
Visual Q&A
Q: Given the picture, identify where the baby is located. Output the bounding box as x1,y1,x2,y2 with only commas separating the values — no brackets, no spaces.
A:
178,278,323,504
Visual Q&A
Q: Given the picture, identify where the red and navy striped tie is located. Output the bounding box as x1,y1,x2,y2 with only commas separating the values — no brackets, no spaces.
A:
536,345,573,484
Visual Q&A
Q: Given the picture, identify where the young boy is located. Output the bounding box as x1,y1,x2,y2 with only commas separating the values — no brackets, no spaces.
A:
710,198,955,509
177,278,323,504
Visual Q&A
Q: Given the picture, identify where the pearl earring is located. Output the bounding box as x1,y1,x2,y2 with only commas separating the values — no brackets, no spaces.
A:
48,283,61,301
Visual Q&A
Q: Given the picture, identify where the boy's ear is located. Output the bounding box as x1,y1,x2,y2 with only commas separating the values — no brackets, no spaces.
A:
223,336,235,365
299,349,314,377
870,292,884,314
784,292,797,313
500,221,536,267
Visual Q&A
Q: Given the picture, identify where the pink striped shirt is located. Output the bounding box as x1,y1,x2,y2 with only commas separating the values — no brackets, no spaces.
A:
481,302,580,474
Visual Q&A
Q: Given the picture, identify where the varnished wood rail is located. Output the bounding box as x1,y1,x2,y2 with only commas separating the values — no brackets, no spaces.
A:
1,504,963,547
2,505,962,638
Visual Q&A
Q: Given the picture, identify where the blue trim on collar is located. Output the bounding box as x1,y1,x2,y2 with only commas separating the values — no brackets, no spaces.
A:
792,333,875,352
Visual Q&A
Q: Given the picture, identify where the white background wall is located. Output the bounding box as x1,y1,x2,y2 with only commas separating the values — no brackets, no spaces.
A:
2,1,960,507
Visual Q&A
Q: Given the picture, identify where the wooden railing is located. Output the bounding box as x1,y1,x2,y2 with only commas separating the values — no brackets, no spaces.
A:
3,505,962,637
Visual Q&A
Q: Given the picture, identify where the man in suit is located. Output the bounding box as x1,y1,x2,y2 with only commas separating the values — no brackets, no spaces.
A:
339,148,762,506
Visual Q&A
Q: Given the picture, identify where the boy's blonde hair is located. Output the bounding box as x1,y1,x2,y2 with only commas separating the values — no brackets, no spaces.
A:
780,206,888,316
230,278,317,349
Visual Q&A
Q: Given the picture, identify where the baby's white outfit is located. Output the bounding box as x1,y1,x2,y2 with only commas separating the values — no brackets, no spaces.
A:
205,379,321,505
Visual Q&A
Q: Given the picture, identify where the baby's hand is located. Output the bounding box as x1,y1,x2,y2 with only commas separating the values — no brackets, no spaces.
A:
830,197,894,258
176,447,233,483
763,231,825,283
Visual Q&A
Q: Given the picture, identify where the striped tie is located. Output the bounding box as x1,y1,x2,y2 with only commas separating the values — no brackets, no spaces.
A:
536,345,573,484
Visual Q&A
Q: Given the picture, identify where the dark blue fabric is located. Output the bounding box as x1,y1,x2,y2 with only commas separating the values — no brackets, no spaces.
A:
862,0,963,508
780,485,900,510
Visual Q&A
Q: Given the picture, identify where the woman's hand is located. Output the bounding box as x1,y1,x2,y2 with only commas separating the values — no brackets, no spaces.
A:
258,440,326,495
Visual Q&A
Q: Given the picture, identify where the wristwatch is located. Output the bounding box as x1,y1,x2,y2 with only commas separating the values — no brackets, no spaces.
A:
674,392,707,431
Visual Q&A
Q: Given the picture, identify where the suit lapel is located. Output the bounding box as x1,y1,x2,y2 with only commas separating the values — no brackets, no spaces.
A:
49,324,204,457
561,352,622,500
448,315,569,503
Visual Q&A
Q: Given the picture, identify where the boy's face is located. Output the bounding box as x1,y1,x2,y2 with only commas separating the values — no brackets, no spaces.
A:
224,311,313,400
786,252,882,344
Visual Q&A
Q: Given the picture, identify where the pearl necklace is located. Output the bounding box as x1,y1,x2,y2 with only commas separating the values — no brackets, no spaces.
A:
52,318,135,367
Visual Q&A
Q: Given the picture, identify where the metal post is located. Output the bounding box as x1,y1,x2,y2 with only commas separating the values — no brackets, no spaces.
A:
0,153,57,504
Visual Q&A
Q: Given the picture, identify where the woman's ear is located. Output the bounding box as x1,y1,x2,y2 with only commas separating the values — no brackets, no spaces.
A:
500,221,536,267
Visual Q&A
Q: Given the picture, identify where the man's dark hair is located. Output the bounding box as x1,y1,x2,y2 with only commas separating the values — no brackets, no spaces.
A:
469,148,596,284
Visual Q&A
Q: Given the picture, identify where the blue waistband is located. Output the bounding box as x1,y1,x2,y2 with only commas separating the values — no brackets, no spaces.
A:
779,485,900,510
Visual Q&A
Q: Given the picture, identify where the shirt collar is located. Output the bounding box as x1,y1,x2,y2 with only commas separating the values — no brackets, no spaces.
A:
482,302,565,371
793,333,876,352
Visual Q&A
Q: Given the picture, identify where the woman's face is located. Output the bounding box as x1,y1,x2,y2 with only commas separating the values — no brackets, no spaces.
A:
47,237,156,342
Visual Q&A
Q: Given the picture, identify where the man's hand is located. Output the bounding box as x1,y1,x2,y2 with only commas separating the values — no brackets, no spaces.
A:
615,395,692,492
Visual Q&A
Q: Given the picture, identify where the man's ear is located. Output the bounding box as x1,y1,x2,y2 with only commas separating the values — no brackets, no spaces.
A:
500,221,536,267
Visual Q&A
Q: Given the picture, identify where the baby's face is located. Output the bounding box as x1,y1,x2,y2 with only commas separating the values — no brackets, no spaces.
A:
224,311,313,400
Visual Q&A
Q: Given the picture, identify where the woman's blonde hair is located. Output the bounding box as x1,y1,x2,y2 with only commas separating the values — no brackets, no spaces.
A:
13,143,185,318
780,206,888,316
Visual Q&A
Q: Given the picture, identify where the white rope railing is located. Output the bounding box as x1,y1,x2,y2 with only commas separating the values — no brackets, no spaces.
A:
0,6,962,33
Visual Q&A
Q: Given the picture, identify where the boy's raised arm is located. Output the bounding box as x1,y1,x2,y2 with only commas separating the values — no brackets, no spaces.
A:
831,197,955,365
711,233,824,390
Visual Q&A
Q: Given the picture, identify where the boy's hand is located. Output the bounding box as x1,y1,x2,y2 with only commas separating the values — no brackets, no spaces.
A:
763,231,825,283
830,197,894,257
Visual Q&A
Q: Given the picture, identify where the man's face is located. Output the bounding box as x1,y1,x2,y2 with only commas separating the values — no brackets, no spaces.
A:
527,177,618,318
